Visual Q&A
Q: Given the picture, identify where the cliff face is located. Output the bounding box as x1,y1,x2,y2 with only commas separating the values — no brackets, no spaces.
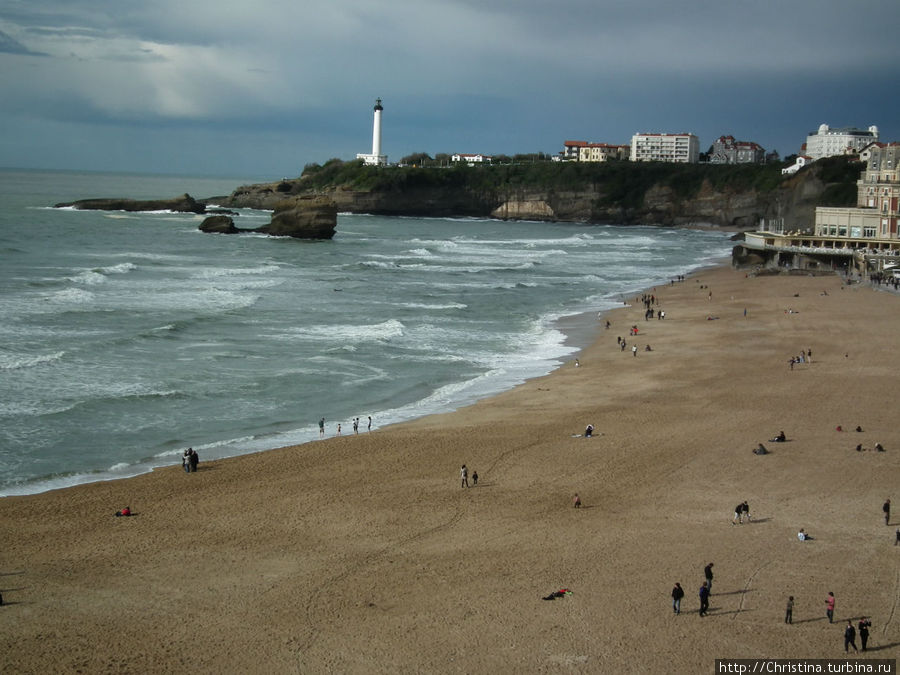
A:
212,167,832,231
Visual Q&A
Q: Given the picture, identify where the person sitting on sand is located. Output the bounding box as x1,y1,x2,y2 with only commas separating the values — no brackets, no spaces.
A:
772,431,786,442
584,424,594,438
645,344,652,351
753,443,768,455
798,528,812,541
875,442,885,452
115,506,132,517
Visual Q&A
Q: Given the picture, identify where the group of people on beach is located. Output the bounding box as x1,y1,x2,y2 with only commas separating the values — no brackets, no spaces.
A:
671,562,715,617
182,447,199,473
460,464,478,488
319,416,372,437
788,348,812,370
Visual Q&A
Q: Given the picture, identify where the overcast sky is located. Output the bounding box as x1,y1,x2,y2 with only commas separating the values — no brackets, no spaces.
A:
1,0,898,178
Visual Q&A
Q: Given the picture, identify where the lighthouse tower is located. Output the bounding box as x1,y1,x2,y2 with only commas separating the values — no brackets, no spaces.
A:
356,98,387,166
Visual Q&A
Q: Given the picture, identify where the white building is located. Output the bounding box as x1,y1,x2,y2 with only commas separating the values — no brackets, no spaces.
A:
804,124,878,160
356,98,388,166
630,133,699,163
781,155,812,175
451,153,492,164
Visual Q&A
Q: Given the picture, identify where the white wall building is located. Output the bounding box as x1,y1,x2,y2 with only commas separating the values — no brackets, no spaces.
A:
781,155,812,175
804,124,878,160
630,133,699,163
451,153,492,164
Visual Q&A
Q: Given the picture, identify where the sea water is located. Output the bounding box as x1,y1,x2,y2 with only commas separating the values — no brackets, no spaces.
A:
0,168,733,495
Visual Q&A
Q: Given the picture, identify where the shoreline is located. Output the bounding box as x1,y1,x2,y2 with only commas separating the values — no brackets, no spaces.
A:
4,262,898,672
1,256,727,498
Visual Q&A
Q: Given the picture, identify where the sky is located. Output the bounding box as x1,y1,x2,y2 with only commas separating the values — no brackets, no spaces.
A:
1,0,899,178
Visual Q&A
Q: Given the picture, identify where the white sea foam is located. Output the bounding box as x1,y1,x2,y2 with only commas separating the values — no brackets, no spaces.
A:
49,288,95,304
287,319,405,343
0,350,66,371
395,301,467,310
191,264,282,279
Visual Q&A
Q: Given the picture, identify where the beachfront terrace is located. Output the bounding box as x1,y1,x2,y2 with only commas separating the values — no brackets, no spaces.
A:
741,231,900,275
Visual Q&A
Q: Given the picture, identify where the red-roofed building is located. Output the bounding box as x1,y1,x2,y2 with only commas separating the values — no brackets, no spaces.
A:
560,140,628,162
709,135,766,164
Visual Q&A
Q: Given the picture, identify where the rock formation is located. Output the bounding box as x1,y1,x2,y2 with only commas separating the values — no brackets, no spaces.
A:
198,215,240,234
210,165,839,232
257,197,337,239
198,196,337,240
55,194,206,214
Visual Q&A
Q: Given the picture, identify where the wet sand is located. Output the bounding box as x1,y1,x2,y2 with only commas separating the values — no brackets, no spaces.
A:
2,265,898,673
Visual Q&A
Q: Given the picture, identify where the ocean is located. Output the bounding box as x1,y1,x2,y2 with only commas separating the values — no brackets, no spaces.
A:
0,168,733,496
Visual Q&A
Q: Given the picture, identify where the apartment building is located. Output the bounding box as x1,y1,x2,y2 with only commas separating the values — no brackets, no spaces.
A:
630,133,699,163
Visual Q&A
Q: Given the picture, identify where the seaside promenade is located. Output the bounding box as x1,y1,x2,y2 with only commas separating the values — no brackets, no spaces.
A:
1,264,898,673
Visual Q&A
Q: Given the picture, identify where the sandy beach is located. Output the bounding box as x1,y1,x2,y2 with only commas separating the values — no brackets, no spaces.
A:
2,264,898,673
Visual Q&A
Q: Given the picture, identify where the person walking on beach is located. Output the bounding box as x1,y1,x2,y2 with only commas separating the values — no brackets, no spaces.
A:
785,596,794,624
884,498,891,525
182,448,192,473
704,563,714,594
189,448,199,472
353,417,359,434
844,620,858,652
460,464,469,488
573,493,581,508
472,470,478,486
632,344,637,357
826,592,836,623
732,502,744,525
367,415,372,432
319,417,325,437
858,617,871,650
699,582,710,616
672,582,684,614
336,423,341,436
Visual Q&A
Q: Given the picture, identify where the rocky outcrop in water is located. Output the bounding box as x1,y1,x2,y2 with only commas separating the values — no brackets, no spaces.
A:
199,196,337,239
257,197,337,239
55,193,206,214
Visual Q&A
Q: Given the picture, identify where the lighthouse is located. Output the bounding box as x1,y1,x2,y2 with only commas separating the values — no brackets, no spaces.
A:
356,98,387,166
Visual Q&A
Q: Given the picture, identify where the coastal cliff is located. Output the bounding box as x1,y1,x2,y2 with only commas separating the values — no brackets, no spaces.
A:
208,156,861,231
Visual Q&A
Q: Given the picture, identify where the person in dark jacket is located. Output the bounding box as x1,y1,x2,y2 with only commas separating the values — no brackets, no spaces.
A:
699,582,710,616
844,620,858,652
671,582,684,614
858,617,871,650
189,448,199,472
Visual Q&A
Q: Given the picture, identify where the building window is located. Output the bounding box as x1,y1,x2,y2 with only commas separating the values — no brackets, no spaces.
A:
864,227,876,237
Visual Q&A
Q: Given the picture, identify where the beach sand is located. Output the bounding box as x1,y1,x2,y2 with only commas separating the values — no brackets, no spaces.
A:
2,265,898,673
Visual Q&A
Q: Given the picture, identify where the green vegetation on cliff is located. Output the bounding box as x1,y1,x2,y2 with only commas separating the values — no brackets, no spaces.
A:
299,155,860,209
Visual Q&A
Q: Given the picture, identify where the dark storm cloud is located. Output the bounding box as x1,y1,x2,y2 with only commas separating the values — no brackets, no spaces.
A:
0,0,898,174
